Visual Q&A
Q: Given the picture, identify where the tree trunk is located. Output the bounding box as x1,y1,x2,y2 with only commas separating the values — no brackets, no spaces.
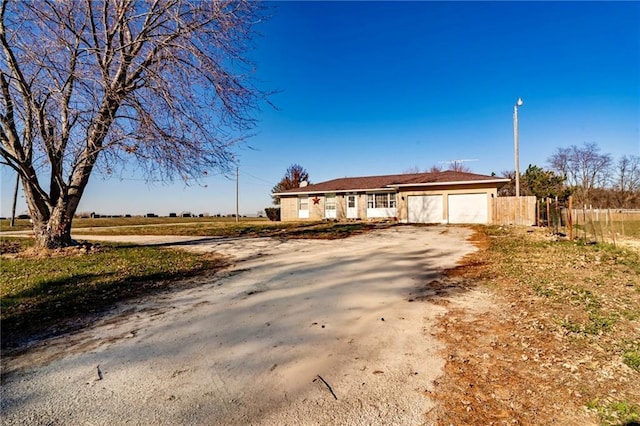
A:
21,174,77,249
31,204,74,249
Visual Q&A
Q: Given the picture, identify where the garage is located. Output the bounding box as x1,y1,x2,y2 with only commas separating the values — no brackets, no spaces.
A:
447,193,488,224
408,195,443,223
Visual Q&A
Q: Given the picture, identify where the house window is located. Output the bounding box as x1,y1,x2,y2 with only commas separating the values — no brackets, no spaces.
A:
325,194,336,211
375,193,389,208
325,194,337,218
299,196,309,211
348,195,356,209
367,193,396,208
298,196,309,219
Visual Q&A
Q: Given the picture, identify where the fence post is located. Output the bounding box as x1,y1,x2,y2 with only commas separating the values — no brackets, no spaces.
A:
608,209,616,247
583,204,587,241
568,196,573,241
589,204,599,243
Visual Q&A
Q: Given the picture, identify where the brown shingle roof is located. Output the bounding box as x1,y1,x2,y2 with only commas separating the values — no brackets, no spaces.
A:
275,170,509,194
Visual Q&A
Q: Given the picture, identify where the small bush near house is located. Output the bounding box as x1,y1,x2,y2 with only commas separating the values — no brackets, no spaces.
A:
265,207,280,221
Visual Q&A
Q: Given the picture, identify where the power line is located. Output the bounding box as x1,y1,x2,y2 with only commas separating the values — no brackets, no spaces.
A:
241,169,276,186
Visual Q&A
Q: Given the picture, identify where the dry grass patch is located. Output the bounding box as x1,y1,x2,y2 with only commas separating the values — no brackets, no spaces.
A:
428,226,640,426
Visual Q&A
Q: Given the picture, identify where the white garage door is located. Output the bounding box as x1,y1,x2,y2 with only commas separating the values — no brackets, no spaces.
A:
408,195,443,223
448,193,488,224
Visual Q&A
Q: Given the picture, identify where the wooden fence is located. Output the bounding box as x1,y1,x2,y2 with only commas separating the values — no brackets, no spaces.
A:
534,195,640,245
492,196,537,226
491,194,640,245
561,206,640,244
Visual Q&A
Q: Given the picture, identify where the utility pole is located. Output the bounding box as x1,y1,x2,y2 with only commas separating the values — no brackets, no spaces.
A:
235,166,239,222
513,97,524,197
10,173,19,227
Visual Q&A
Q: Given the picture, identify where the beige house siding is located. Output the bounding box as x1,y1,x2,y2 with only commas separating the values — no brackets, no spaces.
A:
280,193,371,221
279,194,329,221
309,195,324,220
358,194,367,219
280,197,298,221
336,195,347,220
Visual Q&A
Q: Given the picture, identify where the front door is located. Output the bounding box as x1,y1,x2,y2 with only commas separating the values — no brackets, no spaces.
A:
347,195,358,219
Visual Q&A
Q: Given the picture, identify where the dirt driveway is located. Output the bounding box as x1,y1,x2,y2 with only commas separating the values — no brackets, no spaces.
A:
1,226,489,425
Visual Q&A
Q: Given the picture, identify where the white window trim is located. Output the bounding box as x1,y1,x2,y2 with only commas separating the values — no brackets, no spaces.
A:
298,196,309,219
367,192,396,208
325,194,336,218
325,194,336,210
366,192,397,218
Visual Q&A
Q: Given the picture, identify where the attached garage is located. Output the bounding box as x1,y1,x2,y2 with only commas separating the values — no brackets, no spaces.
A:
407,195,443,223
447,193,488,224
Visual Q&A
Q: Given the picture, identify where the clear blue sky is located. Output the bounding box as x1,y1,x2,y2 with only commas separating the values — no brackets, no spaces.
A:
1,1,639,217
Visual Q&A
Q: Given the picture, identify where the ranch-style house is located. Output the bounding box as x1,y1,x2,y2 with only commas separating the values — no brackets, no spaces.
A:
273,170,511,224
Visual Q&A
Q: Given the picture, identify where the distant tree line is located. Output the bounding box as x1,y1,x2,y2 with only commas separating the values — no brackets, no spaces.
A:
500,143,639,208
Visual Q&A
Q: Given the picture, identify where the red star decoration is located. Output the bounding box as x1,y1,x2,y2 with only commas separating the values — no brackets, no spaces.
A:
312,197,321,205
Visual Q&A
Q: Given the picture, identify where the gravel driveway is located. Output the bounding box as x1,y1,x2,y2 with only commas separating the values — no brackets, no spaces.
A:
1,226,482,425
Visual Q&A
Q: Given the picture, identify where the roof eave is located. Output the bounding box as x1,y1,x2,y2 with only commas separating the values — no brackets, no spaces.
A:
273,187,397,196
388,178,511,188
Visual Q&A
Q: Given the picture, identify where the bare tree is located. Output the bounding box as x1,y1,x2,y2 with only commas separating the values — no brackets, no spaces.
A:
402,166,422,174
440,160,472,172
402,163,468,175
498,170,515,196
427,164,444,173
614,155,640,208
548,142,612,204
1,0,268,248
402,165,446,174
271,164,310,205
